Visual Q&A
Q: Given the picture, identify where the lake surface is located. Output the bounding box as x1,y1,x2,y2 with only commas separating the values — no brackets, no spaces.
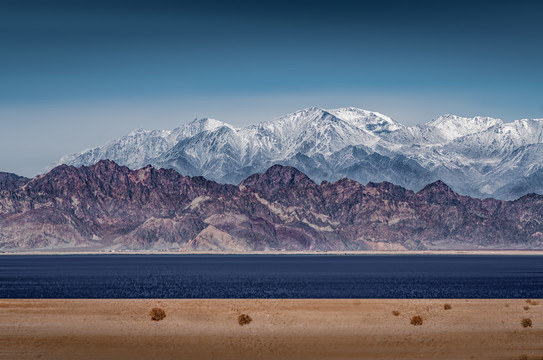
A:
1,255,543,298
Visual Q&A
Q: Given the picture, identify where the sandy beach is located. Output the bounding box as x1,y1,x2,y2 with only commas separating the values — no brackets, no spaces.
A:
1,299,542,360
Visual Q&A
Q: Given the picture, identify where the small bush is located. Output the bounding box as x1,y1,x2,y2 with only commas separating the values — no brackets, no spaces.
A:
524,306,530,311
444,304,452,310
521,317,532,328
410,315,423,326
519,355,528,360
238,313,252,326
150,307,166,321
392,310,400,316
528,299,539,306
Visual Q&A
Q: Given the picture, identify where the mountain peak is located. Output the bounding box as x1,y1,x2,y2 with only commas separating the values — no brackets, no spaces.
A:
419,180,454,194
241,164,315,187
273,106,326,119
45,160,127,179
284,106,329,121
89,159,126,171
0,172,30,191
426,114,503,141
259,106,332,137
429,114,501,125
330,106,392,120
304,106,324,112
328,107,403,133
127,128,147,136
186,117,234,132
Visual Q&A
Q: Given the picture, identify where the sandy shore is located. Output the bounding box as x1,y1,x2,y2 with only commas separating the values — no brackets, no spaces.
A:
1,299,542,360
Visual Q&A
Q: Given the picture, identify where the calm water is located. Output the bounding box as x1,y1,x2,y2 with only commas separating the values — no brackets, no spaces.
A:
1,255,542,298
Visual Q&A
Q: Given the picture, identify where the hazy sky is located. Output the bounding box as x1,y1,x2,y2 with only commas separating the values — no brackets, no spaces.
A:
1,0,542,176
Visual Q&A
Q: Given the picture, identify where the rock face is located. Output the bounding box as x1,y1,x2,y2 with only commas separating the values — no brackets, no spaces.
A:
51,107,543,200
2,161,543,251
0,172,29,191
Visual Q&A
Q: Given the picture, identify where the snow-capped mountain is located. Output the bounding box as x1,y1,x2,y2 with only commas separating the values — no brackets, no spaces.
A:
54,117,231,170
50,107,543,200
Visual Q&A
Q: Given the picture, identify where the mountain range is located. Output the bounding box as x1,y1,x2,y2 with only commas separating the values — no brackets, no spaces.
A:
1,161,543,251
50,107,543,200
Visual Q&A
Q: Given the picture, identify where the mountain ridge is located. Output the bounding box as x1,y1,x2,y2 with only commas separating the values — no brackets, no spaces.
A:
49,107,543,200
2,160,543,251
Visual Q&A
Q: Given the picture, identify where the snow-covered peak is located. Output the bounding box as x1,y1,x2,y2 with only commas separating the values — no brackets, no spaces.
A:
257,107,331,138
499,118,543,146
263,106,325,125
242,106,381,158
426,114,503,141
259,106,403,137
45,118,233,173
328,107,404,133
189,117,234,132
172,117,234,139
127,128,146,136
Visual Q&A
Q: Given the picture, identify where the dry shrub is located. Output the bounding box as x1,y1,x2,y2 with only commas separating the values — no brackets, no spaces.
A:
444,304,452,310
150,307,166,321
528,299,539,306
410,315,423,326
238,313,252,326
519,355,528,360
524,306,530,311
521,317,532,328
392,310,400,316
505,304,510,307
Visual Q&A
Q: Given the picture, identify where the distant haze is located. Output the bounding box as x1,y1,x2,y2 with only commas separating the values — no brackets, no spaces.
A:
0,0,542,177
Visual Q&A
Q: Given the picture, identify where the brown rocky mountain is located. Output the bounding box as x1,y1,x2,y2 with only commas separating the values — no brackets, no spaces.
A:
1,160,542,251
0,172,30,191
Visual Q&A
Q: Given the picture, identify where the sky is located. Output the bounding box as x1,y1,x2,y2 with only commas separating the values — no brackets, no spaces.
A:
1,0,542,176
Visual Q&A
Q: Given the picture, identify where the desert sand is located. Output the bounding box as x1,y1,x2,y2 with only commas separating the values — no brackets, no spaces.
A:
1,299,542,360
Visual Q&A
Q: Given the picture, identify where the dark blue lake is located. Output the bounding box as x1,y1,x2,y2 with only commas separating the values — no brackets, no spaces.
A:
1,254,542,298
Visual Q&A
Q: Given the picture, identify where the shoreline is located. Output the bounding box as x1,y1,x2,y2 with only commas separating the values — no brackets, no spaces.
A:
2,299,542,360
2,249,543,255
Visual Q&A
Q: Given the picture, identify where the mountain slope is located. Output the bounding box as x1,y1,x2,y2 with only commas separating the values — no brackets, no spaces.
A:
51,107,543,199
1,161,543,251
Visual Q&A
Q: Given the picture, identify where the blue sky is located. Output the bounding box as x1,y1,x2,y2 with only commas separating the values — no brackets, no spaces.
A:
1,0,542,176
